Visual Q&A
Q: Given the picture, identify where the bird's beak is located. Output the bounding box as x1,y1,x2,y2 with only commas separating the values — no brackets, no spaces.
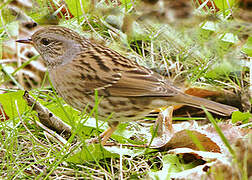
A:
16,37,33,45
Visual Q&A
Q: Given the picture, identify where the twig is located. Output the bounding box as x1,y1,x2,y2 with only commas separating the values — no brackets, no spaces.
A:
38,120,68,146
23,91,72,139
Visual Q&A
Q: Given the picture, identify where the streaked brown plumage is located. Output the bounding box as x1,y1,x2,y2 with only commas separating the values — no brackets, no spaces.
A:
17,26,238,144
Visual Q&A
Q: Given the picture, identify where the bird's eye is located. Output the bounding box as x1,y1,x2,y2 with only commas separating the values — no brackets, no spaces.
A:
41,38,51,46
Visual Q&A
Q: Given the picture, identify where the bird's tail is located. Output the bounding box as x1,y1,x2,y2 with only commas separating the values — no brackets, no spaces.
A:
172,93,238,116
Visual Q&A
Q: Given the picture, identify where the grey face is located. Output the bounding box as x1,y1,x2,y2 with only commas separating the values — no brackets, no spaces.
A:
31,33,66,65
31,30,83,68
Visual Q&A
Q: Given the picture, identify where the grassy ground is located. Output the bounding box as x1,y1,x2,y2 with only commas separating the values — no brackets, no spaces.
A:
0,0,251,179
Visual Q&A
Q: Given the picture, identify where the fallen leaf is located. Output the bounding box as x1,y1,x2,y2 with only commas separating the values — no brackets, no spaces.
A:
184,88,220,98
195,0,219,12
202,123,250,148
168,148,227,162
48,0,74,20
157,129,221,153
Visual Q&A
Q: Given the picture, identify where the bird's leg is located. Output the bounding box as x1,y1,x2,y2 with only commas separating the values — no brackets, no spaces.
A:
86,121,119,145
99,121,119,145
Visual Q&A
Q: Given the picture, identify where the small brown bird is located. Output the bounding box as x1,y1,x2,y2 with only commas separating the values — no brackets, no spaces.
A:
17,26,238,144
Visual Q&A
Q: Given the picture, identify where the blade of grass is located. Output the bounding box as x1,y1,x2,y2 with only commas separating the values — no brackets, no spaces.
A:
11,55,40,76
203,107,236,157
186,130,206,151
2,65,24,90
94,90,112,174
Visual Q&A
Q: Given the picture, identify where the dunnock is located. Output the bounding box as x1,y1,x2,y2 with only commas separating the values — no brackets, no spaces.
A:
17,26,238,144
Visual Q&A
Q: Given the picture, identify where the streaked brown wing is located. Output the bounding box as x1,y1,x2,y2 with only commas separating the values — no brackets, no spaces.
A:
107,67,180,97
75,45,180,97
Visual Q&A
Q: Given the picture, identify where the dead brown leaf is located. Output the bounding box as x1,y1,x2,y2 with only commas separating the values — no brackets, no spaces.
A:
0,103,9,121
48,0,74,20
156,129,221,153
151,113,250,155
